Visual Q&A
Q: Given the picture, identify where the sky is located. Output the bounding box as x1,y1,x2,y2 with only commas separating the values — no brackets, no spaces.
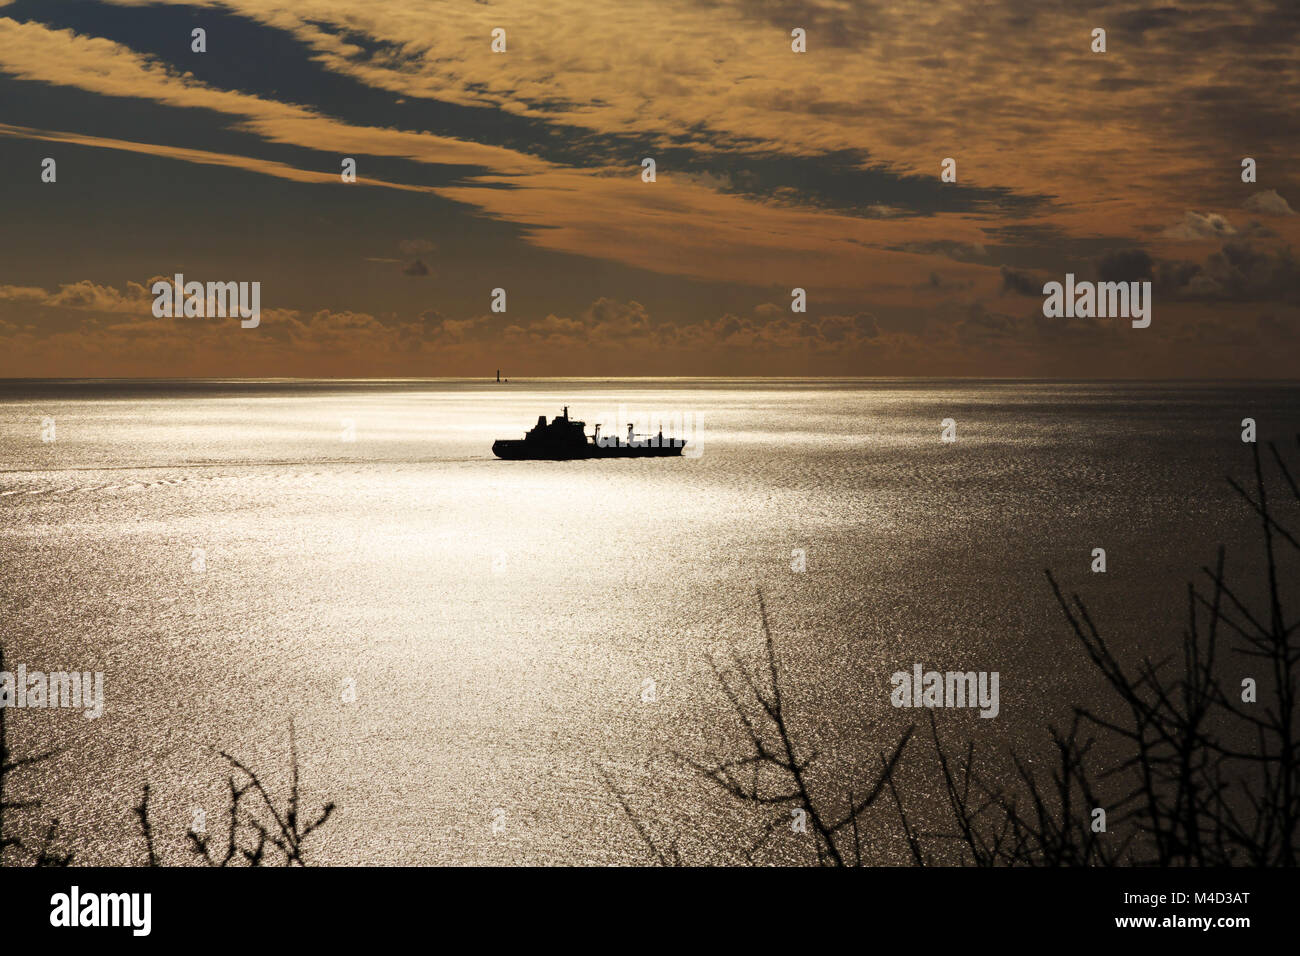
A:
0,0,1297,378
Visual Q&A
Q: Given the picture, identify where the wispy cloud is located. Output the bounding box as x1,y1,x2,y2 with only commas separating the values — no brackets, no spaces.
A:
1,1,1297,375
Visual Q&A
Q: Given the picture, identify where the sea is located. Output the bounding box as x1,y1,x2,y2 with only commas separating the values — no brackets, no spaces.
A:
0,379,1296,865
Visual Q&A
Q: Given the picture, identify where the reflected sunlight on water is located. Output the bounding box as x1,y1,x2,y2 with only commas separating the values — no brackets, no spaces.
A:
0,379,1296,863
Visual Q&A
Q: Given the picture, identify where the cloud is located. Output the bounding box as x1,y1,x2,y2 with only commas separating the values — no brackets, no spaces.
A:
0,16,1023,292
1203,241,1300,302
398,239,436,255
420,312,492,344
886,240,988,262
1162,211,1238,241
955,302,1019,345
4,277,1298,378
0,121,436,194
0,278,152,313
999,267,1044,297
3,3,1300,378
918,271,974,293
1096,249,1154,283
1244,189,1295,216
1145,241,1300,303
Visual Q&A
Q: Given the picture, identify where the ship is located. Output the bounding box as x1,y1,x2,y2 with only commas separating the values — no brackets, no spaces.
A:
492,407,686,460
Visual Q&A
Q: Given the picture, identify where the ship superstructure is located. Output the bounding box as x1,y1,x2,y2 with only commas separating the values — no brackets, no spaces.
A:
491,407,686,460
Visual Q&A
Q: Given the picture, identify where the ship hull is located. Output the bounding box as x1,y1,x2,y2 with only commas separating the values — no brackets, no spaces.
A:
492,439,685,460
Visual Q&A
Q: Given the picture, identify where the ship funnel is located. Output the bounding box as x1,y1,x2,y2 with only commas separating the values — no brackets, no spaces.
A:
627,423,634,442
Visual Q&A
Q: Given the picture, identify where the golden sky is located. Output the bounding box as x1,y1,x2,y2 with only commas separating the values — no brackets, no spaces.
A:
0,0,1297,376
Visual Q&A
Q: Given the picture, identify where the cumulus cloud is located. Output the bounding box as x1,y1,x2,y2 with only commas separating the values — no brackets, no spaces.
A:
1142,241,1300,303
1163,211,1238,241
1201,241,1300,302
2,275,1296,378
0,279,152,313
1244,189,1295,216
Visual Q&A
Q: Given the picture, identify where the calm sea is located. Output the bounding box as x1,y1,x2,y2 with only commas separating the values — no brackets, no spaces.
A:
0,379,1296,864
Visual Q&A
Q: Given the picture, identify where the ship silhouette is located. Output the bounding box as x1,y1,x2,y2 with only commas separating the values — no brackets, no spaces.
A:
492,407,686,460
